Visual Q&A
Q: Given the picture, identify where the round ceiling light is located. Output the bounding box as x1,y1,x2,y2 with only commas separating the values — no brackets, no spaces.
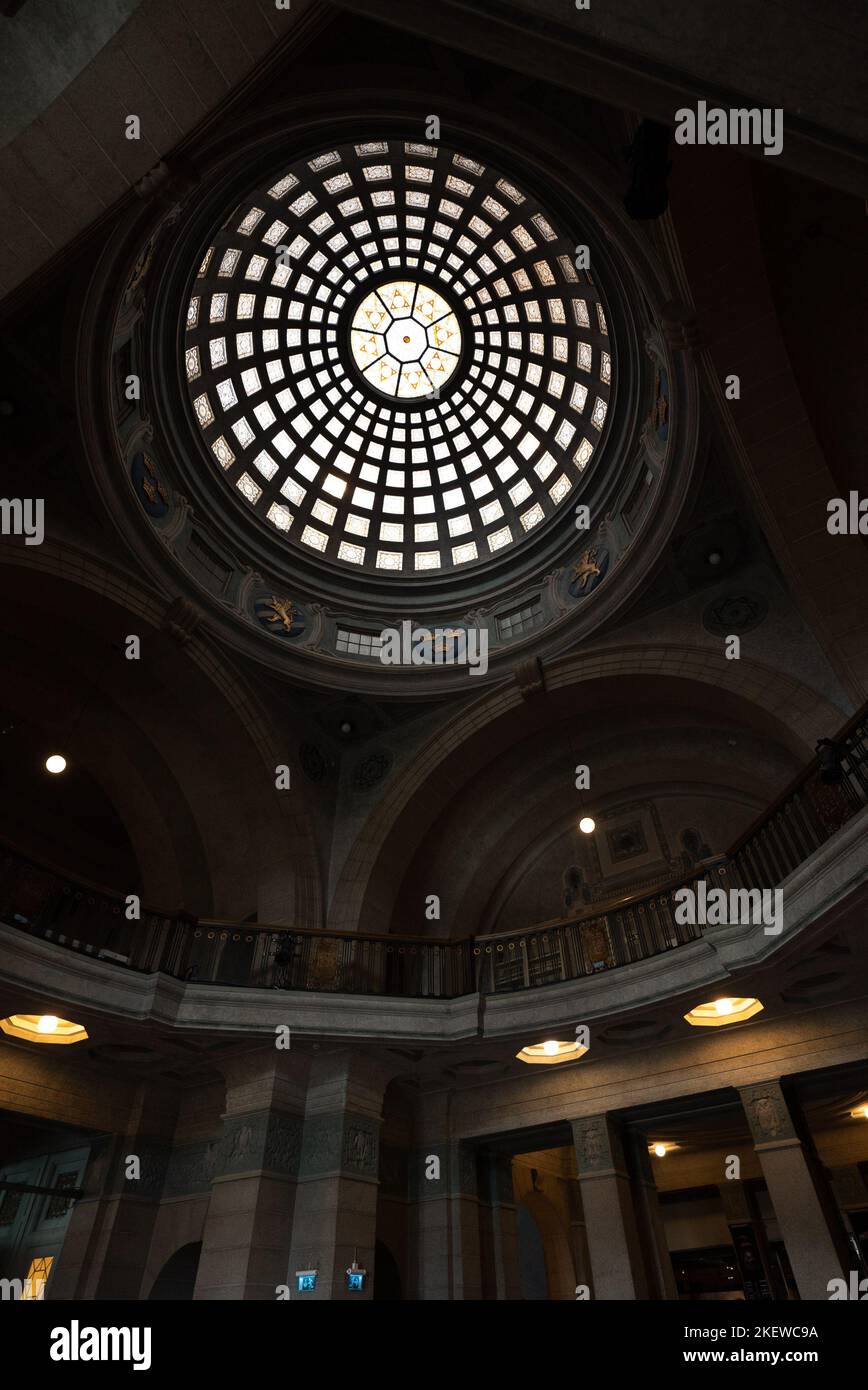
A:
683,997,763,1027
183,138,614,577
45,754,67,775
0,1014,88,1045
516,1038,588,1065
578,816,596,834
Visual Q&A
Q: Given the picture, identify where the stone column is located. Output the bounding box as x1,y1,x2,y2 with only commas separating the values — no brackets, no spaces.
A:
738,1081,848,1300
571,1114,648,1299
627,1132,678,1299
287,1052,391,1300
567,1179,592,1293
480,1153,521,1300
46,1136,115,1300
410,1136,482,1300
193,1049,306,1301
50,1085,176,1300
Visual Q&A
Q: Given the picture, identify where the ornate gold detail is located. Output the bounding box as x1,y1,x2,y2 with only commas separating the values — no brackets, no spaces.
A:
265,596,297,631
140,454,167,505
572,548,601,592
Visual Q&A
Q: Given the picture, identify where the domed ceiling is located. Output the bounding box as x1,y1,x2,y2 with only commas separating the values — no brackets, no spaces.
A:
83,116,694,694
182,138,614,579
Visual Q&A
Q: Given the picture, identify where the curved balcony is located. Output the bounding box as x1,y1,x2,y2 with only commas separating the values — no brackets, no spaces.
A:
1,710,866,1003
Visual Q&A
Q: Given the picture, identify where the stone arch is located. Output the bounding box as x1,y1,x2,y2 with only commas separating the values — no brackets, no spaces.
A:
327,646,847,933
0,548,324,925
147,1242,202,1301
517,1191,576,1300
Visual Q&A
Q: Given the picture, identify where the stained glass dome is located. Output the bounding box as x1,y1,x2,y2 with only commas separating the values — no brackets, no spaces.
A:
183,138,614,576
349,279,462,398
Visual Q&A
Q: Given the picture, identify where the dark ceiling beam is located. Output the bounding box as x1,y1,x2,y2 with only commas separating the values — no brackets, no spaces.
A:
331,0,868,198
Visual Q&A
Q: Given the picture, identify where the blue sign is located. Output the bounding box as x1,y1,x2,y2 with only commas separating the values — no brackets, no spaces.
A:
296,1272,317,1292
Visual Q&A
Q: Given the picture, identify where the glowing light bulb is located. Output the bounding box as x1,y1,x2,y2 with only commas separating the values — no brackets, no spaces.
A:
542,1040,559,1056
36,1015,59,1034
579,816,595,834
45,755,66,775
654,1144,667,1158
714,998,734,1015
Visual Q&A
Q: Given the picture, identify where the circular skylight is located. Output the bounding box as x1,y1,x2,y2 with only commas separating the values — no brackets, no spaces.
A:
183,138,614,576
350,279,462,398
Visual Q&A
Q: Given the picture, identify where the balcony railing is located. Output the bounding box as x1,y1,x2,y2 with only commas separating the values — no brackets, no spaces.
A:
1,708,866,1000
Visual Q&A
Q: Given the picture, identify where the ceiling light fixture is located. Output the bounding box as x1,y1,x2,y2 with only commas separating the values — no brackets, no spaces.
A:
0,1014,88,1045
683,997,763,1027
578,815,596,834
45,754,67,774
516,1038,588,1065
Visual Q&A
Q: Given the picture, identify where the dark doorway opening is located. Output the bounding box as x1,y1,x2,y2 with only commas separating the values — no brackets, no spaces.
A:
373,1239,402,1300
148,1242,202,1300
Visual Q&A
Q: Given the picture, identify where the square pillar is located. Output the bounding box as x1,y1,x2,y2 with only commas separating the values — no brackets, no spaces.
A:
194,1050,306,1301
571,1115,649,1299
478,1153,521,1300
407,1088,482,1300
288,1052,391,1300
738,1081,848,1300
51,1084,176,1300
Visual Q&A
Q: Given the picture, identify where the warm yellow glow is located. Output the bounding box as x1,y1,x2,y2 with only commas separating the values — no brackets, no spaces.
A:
45,754,67,774
0,1014,88,1045
683,997,763,1027
516,1039,588,1066
20,1255,54,1300
850,1104,868,1120
654,1144,667,1158
350,280,460,398
578,816,596,834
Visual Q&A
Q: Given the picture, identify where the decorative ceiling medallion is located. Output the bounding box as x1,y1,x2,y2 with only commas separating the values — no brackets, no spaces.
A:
702,592,769,636
182,138,614,577
349,278,461,397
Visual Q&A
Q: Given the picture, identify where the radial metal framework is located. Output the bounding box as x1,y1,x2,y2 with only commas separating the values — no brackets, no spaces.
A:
183,137,615,577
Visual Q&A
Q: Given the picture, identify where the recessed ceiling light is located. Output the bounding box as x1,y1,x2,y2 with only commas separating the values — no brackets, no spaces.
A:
0,1014,88,1045
684,997,763,1027
45,754,67,774
578,816,595,834
516,1039,587,1065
